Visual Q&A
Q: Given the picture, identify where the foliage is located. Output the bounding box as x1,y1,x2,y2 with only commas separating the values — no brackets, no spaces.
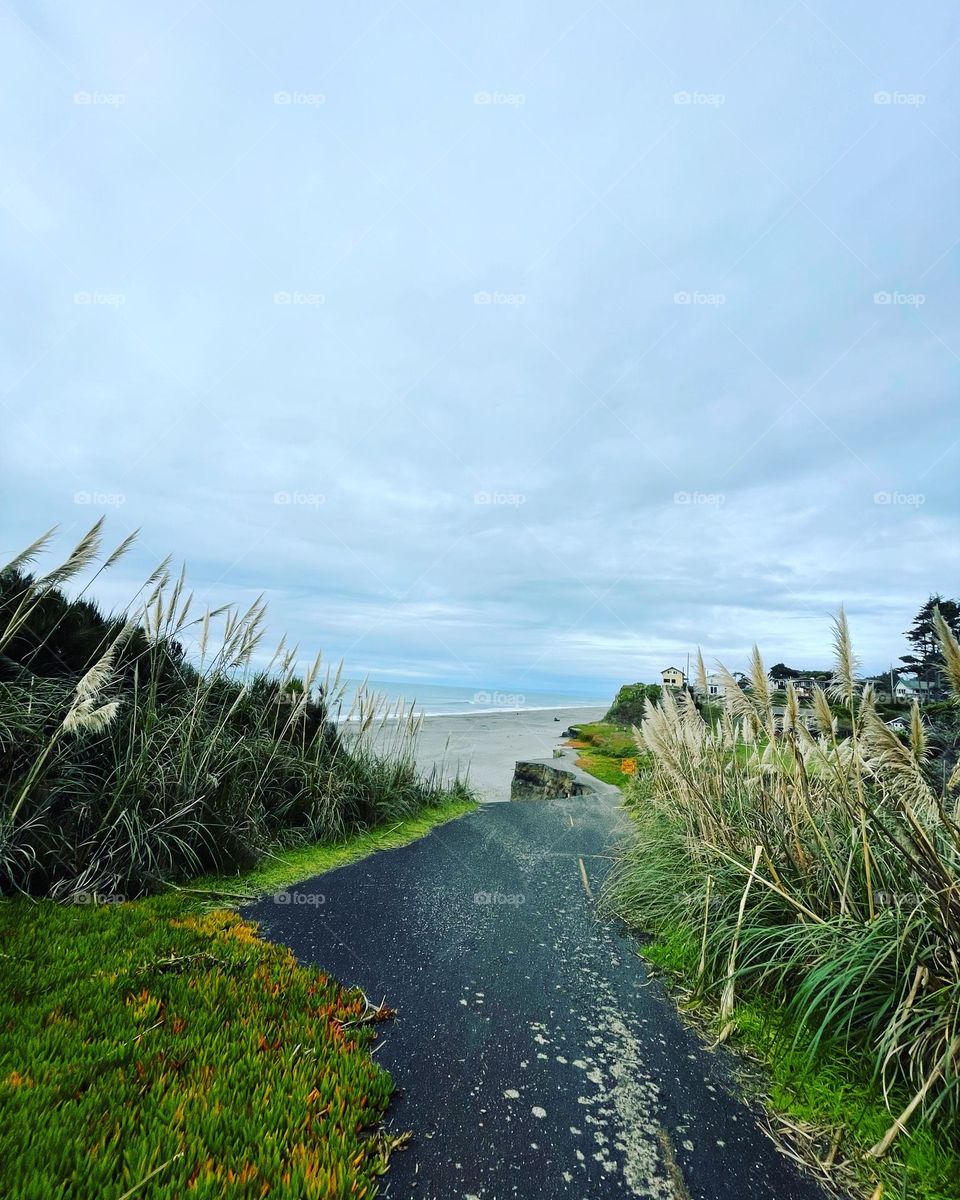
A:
603,682,662,726
207,794,479,897
568,722,651,789
901,596,960,694
0,895,401,1199
603,612,960,1192
0,522,472,899
767,662,831,683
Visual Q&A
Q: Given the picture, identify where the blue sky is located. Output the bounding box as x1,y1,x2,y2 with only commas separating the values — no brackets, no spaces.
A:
2,0,959,694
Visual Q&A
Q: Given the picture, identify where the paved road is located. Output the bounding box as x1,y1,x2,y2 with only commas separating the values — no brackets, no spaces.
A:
247,768,831,1200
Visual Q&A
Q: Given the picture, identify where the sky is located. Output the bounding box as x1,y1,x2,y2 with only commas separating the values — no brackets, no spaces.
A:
2,0,959,696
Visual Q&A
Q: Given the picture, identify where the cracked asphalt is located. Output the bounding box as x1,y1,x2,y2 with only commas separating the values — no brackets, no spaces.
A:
247,769,833,1200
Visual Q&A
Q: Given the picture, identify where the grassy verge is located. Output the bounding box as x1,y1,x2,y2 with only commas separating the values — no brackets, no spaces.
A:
205,793,479,898
0,799,477,1199
566,721,647,789
603,613,960,1200
641,929,958,1200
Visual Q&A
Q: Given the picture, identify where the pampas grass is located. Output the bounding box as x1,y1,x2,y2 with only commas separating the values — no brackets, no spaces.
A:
0,523,471,900
604,610,960,1154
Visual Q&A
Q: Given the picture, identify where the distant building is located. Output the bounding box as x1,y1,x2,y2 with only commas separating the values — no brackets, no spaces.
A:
894,677,933,703
885,715,910,734
695,673,728,700
661,666,686,689
767,673,816,699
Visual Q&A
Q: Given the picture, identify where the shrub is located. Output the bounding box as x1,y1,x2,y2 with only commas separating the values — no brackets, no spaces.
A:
605,612,960,1164
0,522,468,899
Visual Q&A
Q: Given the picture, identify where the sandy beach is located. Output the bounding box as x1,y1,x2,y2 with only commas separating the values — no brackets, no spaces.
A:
409,706,608,802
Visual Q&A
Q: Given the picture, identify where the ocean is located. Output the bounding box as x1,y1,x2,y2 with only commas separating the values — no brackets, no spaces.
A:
334,679,609,719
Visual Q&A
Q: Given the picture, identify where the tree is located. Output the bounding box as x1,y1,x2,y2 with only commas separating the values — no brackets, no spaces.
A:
900,595,960,695
604,682,662,726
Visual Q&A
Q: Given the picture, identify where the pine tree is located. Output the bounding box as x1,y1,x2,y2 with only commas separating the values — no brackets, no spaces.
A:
900,595,960,695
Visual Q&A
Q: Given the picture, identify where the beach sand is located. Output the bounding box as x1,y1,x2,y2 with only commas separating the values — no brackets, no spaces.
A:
410,706,608,803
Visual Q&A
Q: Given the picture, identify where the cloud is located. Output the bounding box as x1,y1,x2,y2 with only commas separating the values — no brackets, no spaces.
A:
2,1,959,694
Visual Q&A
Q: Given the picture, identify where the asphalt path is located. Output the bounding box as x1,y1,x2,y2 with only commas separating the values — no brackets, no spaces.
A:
247,767,832,1200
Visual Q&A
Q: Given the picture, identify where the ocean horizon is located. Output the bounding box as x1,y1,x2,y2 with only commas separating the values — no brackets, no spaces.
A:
333,679,609,719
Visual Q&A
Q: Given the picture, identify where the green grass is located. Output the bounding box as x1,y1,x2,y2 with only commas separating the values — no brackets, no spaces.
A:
567,722,648,789
0,800,478,1199
205,794,479,898
642,928,959,1200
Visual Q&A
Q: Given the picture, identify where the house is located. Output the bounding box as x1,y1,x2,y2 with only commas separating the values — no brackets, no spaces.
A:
885,715,910,734
767,673,816,699
694,673,728,700
894,677,933,703
661,666,686,689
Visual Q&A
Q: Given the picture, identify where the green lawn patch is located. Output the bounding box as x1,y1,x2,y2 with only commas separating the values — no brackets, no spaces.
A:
567,722,647,789
0,799,478,1199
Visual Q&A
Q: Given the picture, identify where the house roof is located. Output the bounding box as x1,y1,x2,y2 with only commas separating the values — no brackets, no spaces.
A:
661,666,684,674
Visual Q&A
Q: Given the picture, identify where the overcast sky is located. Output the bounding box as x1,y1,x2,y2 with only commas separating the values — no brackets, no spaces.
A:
2,1,958,695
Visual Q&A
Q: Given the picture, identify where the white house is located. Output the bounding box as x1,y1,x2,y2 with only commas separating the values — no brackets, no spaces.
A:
661,666,686,689
695,673,728,700
767,674,815,699
894,677,932,703
885,715,910,734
